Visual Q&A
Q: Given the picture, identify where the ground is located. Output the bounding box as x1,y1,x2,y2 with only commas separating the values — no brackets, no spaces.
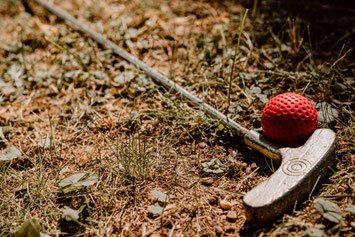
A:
0,0,354,236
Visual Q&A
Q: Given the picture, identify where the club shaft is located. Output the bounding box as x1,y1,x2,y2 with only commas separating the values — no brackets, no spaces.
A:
33,0,249,137
32,1,282,160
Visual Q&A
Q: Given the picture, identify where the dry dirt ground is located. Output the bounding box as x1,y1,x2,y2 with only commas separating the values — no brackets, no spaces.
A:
0,0,354,236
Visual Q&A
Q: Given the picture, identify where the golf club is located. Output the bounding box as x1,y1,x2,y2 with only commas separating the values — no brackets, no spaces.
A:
31,0,337,223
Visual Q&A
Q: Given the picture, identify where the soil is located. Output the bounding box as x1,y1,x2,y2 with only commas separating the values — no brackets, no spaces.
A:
0,0,354,236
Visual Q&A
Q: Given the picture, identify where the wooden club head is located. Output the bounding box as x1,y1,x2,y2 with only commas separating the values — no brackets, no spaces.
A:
243,128,337,223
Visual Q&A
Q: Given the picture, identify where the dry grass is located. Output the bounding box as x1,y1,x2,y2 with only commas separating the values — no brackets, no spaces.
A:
0,0,354,236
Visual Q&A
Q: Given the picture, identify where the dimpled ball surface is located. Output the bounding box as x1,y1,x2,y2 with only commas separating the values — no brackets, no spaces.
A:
261,93,318,147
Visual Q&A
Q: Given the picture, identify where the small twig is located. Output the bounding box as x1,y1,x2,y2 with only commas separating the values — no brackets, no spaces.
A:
168,224,176,237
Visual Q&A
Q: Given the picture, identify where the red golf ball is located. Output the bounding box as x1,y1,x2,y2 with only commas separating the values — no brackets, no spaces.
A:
261,93,318,147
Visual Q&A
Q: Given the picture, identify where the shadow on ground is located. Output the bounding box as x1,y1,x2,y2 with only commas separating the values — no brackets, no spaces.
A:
244,0,355,61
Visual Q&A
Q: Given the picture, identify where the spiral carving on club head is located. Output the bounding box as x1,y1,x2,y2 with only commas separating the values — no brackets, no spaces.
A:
282,158,311,176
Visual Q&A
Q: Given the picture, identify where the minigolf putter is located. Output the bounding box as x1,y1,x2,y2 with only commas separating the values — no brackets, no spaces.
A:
31,0,337,223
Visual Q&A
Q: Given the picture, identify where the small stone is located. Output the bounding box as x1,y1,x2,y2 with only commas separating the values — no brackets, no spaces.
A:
215,226,223,235
219,199,232,210
226,211,237,222
251,162,257,169
245,167,252,175
201,177,215,186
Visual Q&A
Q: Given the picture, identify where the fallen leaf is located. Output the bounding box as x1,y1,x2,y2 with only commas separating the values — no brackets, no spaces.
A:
113,70,136,84
147,203,164,217
246,85,269,103
59,172,87,187
246,85,261,95
62,185,85,194
316,102,339,123
59,172,98,194
202,158,226,174
151,190,168,203
314,198,342,223
239,72,259,81
133,74,155,91
75,175,98,187
0,147,21,161
345,204,355,215
15,219,40,237
62,206,80,221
